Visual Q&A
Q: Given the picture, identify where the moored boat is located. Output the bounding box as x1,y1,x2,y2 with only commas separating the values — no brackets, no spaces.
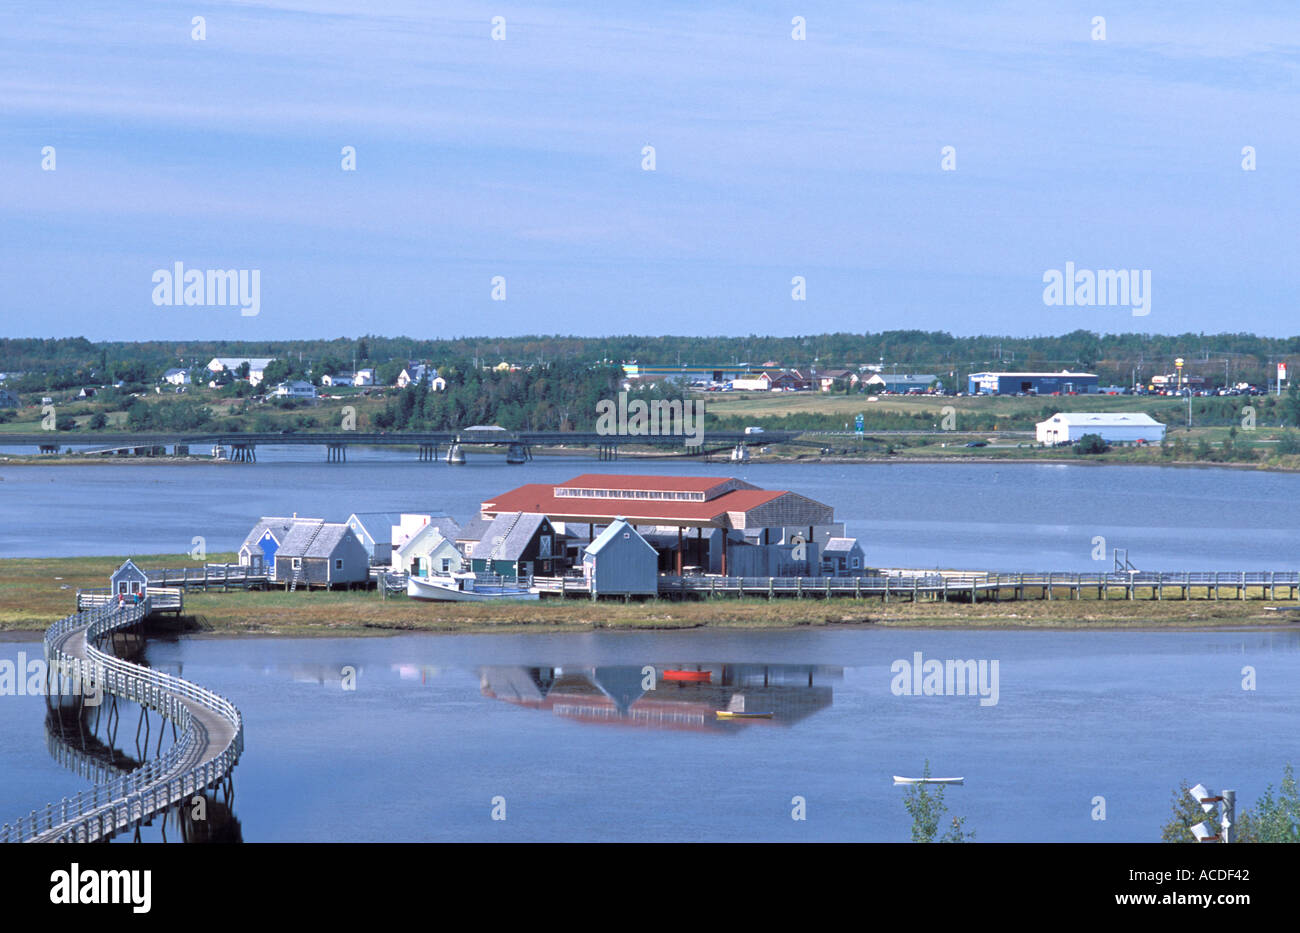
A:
892,776,964,785
407,572,539,602
715,710,773,720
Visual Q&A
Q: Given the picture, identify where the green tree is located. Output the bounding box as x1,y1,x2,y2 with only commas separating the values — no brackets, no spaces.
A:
1073,433,1109,455
88,412,108,430
902,761,974,843
1161,766,1300,843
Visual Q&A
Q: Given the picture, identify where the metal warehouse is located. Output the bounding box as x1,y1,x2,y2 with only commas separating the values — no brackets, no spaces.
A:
968,371,1098,395
1036,411,1166,445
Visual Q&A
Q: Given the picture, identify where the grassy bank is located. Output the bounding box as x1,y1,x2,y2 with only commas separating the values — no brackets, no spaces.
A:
3,554,1298,637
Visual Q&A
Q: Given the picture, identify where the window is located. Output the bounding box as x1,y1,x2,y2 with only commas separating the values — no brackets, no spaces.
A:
441,558,452,572
292,558,302,570
335,559,343,570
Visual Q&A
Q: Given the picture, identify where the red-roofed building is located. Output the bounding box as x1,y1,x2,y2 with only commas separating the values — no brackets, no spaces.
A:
480,474,836,575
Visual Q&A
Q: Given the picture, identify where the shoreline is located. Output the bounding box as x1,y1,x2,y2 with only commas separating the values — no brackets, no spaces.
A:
3,451,1300,473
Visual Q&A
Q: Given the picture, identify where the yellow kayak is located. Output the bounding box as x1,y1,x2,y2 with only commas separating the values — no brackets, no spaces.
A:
715,710,774,720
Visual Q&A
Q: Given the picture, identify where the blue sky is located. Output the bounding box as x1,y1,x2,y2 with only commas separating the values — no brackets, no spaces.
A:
2,1,1298,340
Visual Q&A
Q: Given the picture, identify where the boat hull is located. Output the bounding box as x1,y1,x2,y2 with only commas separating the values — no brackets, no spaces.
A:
407,576,539,602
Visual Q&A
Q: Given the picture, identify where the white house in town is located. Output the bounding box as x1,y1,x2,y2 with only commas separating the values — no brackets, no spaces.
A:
163,368,191,386
272,380,317,400
353,368,376,386
207,357,274,387
396,363,445,389
1036,411,1166,446
320,372,354,387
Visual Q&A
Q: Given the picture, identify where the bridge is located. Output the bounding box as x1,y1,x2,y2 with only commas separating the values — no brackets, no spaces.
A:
0,429,798,463
0,598,243,844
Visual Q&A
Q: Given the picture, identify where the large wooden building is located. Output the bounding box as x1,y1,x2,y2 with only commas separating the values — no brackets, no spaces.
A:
479,474,837,576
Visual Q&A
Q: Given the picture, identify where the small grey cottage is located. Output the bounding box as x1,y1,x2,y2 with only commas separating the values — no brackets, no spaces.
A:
273,521,371,589
582,519,658,597
110,558,149,598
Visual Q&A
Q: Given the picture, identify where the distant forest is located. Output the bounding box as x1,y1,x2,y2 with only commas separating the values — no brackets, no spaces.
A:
4,330,1300,393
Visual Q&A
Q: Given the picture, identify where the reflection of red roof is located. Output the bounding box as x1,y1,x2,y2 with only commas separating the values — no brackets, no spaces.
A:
481,483,786,527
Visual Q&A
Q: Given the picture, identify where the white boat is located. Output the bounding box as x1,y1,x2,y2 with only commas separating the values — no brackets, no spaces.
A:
893,776,964,785
407,572,539,602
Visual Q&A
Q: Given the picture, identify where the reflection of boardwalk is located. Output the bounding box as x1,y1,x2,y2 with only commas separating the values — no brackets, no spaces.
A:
1,600,243,844
481,664,837,732
45,704,145,785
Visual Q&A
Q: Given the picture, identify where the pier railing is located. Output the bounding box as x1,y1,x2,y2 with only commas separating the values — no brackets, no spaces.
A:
648,570,1300,600
0,599,243,844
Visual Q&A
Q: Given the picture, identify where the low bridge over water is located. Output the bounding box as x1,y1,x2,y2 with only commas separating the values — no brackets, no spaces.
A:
1,429,797,463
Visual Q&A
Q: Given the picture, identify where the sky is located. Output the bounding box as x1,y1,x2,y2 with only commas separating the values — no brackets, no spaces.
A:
1,1,1298,341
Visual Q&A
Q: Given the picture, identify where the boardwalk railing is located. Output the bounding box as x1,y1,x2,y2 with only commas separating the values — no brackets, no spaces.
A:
77,586,183,611
0,599,243,844
646,570,1300,601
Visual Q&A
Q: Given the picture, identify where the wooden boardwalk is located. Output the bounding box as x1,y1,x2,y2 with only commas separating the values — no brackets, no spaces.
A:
528,570,1300,601
0,599,243,844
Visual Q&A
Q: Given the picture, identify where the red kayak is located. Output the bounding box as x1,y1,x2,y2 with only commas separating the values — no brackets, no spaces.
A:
663,669,712,683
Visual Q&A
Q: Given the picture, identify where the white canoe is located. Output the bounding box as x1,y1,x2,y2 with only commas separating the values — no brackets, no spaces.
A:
407,573,539,602
893,776,964,785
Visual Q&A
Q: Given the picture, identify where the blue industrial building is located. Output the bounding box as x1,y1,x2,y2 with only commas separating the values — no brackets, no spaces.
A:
968,370,1098,395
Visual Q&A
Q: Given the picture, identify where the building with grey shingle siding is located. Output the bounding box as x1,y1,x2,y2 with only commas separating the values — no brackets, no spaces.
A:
239,516,311,581
273,521,370,589
583,519,658,597
470,513,559,579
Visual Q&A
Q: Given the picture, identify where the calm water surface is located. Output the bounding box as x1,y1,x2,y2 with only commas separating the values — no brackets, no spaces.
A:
2,455,1299,570
3,628,1296,842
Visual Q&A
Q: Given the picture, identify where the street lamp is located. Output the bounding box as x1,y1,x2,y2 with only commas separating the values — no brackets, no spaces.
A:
1188,783,1235,843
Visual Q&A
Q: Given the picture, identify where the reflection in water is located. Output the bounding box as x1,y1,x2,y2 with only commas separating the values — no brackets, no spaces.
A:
481,664,839,731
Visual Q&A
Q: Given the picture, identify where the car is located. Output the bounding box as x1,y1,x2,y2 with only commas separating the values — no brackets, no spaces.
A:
964,440,987,448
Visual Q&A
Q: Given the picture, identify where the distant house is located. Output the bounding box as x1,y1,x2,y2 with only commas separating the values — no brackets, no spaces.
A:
583,519,658,597
394,524,465,577
396,363,439,389
273,522,370,589
353,369,376,387
77,387,96,398
470,512,559,579
239,516,308,580
272,380,317,400
863,373,940,394
0,388,17,408
817,369,857,392
821,537,865,576
110,559,149,598
320,372,354,387
162,368,191,386
207,357,274,387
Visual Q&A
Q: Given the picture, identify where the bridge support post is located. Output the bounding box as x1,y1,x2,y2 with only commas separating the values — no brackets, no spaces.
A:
327,443,347,463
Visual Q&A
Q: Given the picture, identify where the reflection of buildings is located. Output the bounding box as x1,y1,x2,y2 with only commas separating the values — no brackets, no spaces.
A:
480,664,838,732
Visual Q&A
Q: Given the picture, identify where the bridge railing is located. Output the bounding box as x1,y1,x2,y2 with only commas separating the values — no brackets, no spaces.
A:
0,599,243,844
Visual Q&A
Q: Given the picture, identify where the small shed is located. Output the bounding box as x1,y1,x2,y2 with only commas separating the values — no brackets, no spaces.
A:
274,522,370,589
239,516,308,580
583,519,658,596
111,559,149,597
821,537,865,576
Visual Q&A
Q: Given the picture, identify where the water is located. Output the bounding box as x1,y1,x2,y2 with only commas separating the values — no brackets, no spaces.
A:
3,628,1295,842
2,455,1298,570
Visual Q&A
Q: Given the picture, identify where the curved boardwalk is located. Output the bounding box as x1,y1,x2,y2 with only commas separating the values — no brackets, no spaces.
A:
1,600,243,844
